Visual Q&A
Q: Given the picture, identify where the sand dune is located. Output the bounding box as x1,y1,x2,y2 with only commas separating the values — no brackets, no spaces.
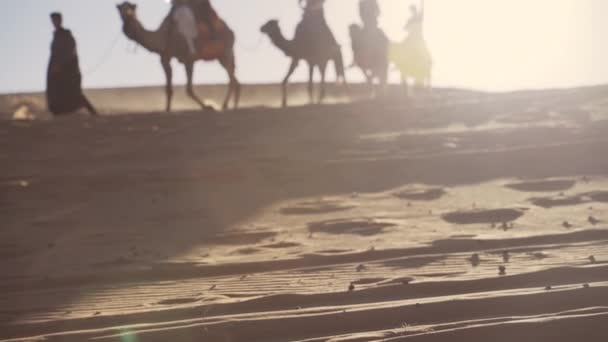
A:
1,85,608,341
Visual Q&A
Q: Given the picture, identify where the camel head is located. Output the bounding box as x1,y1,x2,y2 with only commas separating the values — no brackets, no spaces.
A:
260,20,281,36
117,2,141,39
117,2,138,22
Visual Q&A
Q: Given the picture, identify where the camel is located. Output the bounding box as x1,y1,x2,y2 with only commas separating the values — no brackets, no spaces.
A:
349,24,389,96
116,2,240,112
389,1,432,95
389,38,432,95
260,20,346,107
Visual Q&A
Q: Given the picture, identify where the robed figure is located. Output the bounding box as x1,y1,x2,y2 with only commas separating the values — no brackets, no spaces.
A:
46,13,97,115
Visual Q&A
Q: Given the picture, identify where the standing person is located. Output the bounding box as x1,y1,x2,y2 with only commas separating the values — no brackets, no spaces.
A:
46,12,97,116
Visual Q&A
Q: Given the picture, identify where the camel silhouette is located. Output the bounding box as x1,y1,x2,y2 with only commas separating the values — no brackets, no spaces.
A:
116,2,240,112
348,24,389,96
389,1,433,95
260,19,346,107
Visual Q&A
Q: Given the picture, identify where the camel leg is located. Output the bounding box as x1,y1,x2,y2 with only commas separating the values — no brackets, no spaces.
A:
402,74,410,98
220,53,241,110
161,56,173,112
307,63,315,104
360,69,372,93
318,62,328,104
185,61,210,110
282,59,299,108
379,62,389,97
425,68,433,95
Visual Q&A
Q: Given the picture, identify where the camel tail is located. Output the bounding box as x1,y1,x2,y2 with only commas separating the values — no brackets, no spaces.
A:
333,48,346,83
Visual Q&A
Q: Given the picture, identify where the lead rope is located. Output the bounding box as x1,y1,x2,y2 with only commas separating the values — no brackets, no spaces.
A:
82,31,123,76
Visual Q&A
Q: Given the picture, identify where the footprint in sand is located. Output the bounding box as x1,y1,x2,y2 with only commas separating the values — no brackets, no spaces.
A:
351,278,386,285
231,247,261,255
528,252,550,260
308,219,396,237
506,179,576,192
531,195,585,208
587,191,608,203
530,190,608,208
280,199,356,215
93,256,135,268
262,241,301,249
210,231,278,246
442,208,526,225
381,255,446,270
314,249,352,254
157,297,200,306
393,188,447,201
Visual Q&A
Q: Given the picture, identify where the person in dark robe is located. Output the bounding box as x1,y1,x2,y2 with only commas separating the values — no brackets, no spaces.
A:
46,12,97,116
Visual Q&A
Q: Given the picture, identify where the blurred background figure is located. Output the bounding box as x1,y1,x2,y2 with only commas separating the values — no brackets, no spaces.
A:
359,0,380,27
350,0,389,94
260,0,345,107
297,0,338,47
46,12,97,115
406,2,425,36
389,0,433,94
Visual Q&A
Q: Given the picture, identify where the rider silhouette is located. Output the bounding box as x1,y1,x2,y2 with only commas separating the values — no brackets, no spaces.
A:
168,0,219,56
296,0,337,48
359,0,380,28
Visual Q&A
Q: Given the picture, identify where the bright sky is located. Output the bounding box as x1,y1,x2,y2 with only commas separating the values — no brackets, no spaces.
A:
0,0,606,93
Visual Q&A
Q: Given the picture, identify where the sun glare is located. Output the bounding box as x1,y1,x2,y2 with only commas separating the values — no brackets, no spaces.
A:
376,0,593,90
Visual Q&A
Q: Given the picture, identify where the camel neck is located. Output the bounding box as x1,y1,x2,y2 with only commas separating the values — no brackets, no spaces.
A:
267,30,293,57
124,18,167,54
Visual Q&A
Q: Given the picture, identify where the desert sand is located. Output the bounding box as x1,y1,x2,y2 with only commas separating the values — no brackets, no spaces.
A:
1,84,608,341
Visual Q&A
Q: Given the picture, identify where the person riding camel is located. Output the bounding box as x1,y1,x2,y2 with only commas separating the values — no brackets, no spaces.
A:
349,0,389,87
406,3,424,37
169,0,219,57
389,0,432,89
171,0,198,55
359,0,380,28
296,0,338,48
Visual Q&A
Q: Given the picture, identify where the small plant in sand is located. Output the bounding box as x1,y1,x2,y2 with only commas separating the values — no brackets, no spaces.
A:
588,216,600,225
502,251,510,263
468,253,480,267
